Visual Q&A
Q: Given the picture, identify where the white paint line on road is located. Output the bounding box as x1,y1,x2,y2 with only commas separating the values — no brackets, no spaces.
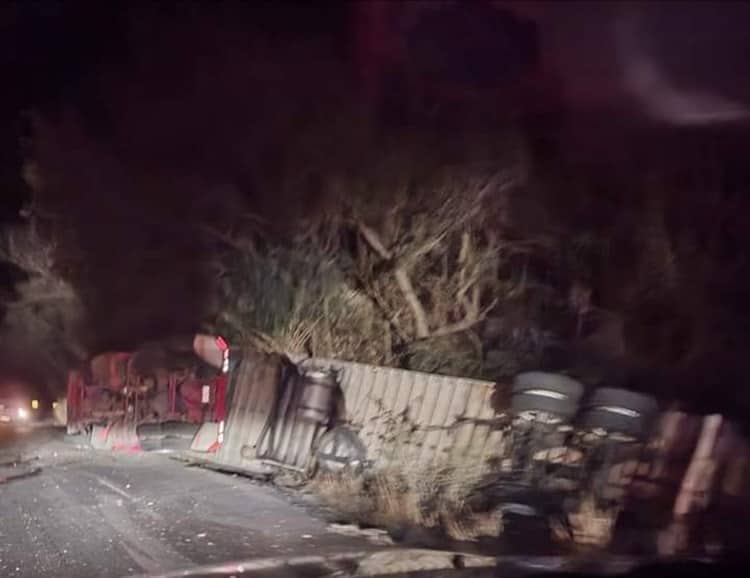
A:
94,475,134,500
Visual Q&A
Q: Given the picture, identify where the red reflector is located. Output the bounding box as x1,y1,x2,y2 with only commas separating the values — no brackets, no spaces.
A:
215,336,229,351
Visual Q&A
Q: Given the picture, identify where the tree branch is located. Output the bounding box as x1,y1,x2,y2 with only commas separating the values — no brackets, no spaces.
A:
397,229,449,267
357,222,392,260
338,256,410,343
357,221,430,338
199,224,257,254
5,293,75,308
429,298,498,339
394,267,430,338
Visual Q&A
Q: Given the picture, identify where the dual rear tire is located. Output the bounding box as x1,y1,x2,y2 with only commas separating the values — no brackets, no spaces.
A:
510,373,658,438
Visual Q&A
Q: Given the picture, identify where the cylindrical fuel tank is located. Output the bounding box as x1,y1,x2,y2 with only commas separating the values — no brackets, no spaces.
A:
298,369,338,424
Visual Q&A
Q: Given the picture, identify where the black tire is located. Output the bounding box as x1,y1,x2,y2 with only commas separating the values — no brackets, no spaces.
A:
160,436,193,451
513,372,585,397
314,426,367,474
511,393,580,419
161,421,200,439
585,388,658,416
579,388,658,439
510,372,584,420
140,437,162,451
137,423,163,440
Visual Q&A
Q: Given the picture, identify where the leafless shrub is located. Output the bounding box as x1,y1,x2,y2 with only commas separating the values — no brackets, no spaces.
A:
314,472,616,549
343,169,519,345
212,153,574,379
0,221,85,384
214,237,391,363
0,222,76,306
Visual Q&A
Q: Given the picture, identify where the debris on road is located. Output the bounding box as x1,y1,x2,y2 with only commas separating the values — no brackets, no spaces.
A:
355,549,496,576
326,524,394,546
1,427,387,578
0,456,41,484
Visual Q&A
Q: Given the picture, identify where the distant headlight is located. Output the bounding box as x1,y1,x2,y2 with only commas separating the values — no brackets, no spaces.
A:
16,407,28,420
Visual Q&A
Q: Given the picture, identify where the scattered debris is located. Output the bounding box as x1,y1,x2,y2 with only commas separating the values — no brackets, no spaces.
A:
354,549,495,576
327,524,394,546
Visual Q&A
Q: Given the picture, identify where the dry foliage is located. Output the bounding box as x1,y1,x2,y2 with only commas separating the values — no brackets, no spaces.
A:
313,468,623,549
312,458,502,542
214,238,391,364
0,221,85,383
338,169,523,347
213,162,551,378
0,223,77,307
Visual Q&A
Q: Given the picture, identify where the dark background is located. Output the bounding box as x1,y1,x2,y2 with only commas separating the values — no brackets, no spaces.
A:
3,1,750,419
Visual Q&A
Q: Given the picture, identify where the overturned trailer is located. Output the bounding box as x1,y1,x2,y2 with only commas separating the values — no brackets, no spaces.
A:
205,349,750,556
66,333,750,554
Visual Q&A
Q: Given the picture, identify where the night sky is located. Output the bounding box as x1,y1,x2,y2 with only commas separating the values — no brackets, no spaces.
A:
1,1,354,349
3,1,750,415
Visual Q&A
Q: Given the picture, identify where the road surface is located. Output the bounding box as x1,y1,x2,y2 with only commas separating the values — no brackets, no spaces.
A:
0,426,381,577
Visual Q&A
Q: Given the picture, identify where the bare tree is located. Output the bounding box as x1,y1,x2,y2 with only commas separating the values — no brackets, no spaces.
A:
208,165,542,376
1,222,75,308
0,219,85,384
340,169,523,347
208,219,393,364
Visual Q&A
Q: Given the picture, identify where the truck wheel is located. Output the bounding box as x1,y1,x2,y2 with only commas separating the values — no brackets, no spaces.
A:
511,372,584,420
161,436,193,451
161,421,200,439
314,427,367,474
137,423,163,440
579,388,658,440
140,437,162,451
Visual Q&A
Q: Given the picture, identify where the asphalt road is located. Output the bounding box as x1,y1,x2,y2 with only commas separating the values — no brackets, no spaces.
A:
0,426,381,578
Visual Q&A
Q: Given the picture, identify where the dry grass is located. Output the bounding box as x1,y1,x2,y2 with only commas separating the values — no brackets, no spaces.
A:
309,399,509,542
313,465,624,549
311,459,503,542
309,399,619,549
